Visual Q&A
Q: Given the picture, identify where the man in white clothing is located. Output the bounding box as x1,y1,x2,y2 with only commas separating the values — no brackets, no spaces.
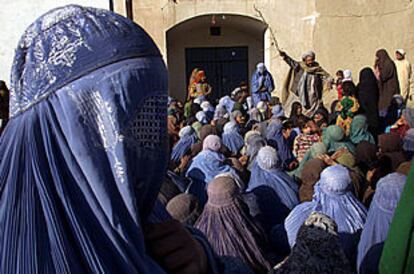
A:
395,49,412,105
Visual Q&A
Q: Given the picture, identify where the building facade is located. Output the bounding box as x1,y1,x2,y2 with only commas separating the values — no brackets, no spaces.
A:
114,0,414,102
1,0,413,103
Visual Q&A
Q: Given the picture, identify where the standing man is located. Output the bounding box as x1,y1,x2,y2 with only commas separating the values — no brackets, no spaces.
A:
251,63,275,107
394,49,412,104
280,50,332,117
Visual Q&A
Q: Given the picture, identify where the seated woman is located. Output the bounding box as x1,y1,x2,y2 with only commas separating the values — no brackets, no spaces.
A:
242,133,267,171
298,158,328,202
284,165,367,264
323,125,356,155
166,193,203,227
222,121,244,156
196,175,271,273
357,173,406,274
378,133,407,170
389,107,414,138
186,135,238,204
245,146,299,231
349,115,375,145
171,125,199,163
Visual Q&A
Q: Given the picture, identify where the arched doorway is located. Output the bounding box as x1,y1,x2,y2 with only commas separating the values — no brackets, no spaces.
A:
166,14,267,102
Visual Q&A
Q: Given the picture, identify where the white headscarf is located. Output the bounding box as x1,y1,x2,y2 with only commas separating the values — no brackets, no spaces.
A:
396,49,406,56
178,125,194,138
343,69,352,82
201,101,214,112
257,146,280,170
301,50,316,61
203,135,222,152
256,101,268,113
196,111,208,124
256,62,266,73
246,96,253,110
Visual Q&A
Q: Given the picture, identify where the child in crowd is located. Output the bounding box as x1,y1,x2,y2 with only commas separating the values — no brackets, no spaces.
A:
336,82,360,135
293,119,321,162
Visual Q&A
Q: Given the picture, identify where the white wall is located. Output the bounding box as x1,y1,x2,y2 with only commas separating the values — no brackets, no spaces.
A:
0,0,109,85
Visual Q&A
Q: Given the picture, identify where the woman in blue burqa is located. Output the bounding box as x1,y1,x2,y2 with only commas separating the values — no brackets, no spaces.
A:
251,63,275,107
245,146,299,231
0,5,252,274
284,165,367,264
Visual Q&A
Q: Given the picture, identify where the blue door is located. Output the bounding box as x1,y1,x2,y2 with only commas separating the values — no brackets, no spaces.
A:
185,46,249,102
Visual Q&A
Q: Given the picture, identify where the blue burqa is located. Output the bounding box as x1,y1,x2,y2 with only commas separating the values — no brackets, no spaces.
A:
171,131,198,162
245,161,299,231
222,122,244,154
186,150,237,205
247,163,299,210
186,150,236,185
251,66,275,107
284,165,367,263
0,6,170,274
357,173,406,273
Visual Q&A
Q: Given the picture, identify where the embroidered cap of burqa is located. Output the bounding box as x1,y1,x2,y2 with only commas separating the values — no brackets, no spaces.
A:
0,5,169,274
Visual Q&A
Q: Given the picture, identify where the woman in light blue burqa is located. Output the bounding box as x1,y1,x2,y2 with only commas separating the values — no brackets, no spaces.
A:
357,173,406,274
284,165,367,263
186,135,239,205
245,146,299,231
187,135,237,185
0,5,252,274
251,63,275,107
222,121,244,155
171,125,198,162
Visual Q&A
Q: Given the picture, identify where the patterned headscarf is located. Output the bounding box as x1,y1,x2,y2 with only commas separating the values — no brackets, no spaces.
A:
274,212,352,274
